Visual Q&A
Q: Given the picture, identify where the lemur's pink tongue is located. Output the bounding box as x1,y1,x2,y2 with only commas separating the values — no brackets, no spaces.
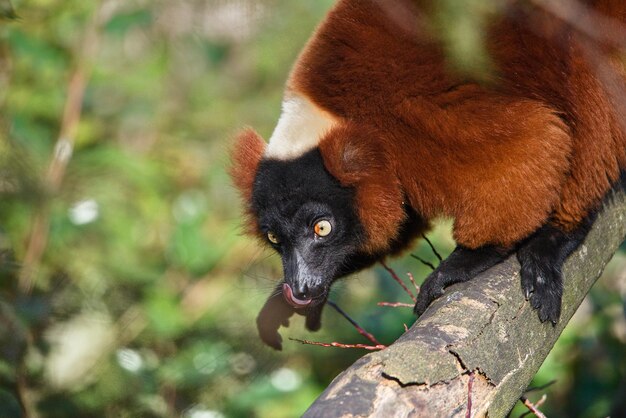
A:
283,283,312,308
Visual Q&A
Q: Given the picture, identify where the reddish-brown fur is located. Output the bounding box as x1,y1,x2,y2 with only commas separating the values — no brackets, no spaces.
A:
230,128,266,237
295,0,625,250
233,0,626,252
319,123,407,253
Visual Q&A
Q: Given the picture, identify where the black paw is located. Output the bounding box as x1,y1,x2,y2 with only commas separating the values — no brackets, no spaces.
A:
413,245,508,317
413,245,510,316
256,292,295,350
257,289,327,350
515,220,593,324
304,302,325,332
413,272,445,316
518,251,562,324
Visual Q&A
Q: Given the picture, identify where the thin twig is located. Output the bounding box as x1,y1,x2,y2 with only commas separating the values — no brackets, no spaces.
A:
466,371,475,418
520,395,548,418
17,0,118,293
524,380,556,395
519,394,547,418
16,366,35,418
290,338,386,351
328,300,383,346
381,261,417,302
377,301,413,308
410,253,436,270
407,272,420,292
421,234,442,261
535,395,547,408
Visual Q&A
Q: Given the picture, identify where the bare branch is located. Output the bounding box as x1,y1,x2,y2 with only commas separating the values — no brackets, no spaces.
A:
521,395,548,418
381,261,417,302
377,302,413,308
290,338,386,351
407,272,420,292
328,300,383,346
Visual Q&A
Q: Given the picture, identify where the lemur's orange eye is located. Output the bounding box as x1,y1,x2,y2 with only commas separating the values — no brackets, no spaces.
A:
267,232,280,244
314,220,332,237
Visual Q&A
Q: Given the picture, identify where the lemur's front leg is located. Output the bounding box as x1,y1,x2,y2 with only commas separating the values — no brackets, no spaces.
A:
256,283,327,350
414,245,511,316
414,217,593,322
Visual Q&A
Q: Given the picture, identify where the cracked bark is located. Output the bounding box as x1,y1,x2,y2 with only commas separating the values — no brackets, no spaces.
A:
304,189,626,418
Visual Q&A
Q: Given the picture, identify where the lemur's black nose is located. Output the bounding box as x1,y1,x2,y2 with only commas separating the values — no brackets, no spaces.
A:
293,283,310,300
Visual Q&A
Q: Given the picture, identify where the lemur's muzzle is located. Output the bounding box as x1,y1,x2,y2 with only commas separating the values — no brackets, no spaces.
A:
282,283,312,308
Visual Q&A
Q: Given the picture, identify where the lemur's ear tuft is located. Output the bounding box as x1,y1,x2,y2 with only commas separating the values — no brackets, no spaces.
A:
230,128,266,202
230,128,266,237
319,123,406,254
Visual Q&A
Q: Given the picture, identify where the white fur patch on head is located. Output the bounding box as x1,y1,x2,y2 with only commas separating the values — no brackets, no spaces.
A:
265,94,336,160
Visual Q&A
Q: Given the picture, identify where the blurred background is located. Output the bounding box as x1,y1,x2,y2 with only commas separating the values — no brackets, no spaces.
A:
0,0,624,417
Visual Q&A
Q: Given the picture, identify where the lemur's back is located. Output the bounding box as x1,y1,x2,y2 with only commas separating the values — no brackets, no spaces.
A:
487,0,626,226
289,0,626,231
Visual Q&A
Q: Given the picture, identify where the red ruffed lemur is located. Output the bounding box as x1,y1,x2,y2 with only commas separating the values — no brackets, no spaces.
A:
231,0,626,349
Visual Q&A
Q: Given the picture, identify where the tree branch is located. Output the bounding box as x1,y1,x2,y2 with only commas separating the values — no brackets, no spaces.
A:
304,188,626,417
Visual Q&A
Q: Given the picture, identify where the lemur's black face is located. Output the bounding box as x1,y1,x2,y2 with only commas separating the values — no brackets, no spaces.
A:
251,149,369,308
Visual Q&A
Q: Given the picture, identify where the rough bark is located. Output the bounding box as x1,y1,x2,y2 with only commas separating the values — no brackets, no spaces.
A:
304,189,626,418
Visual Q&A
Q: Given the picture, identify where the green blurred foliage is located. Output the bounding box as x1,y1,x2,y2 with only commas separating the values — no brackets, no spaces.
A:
430,0,498,79
0,1,624,417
